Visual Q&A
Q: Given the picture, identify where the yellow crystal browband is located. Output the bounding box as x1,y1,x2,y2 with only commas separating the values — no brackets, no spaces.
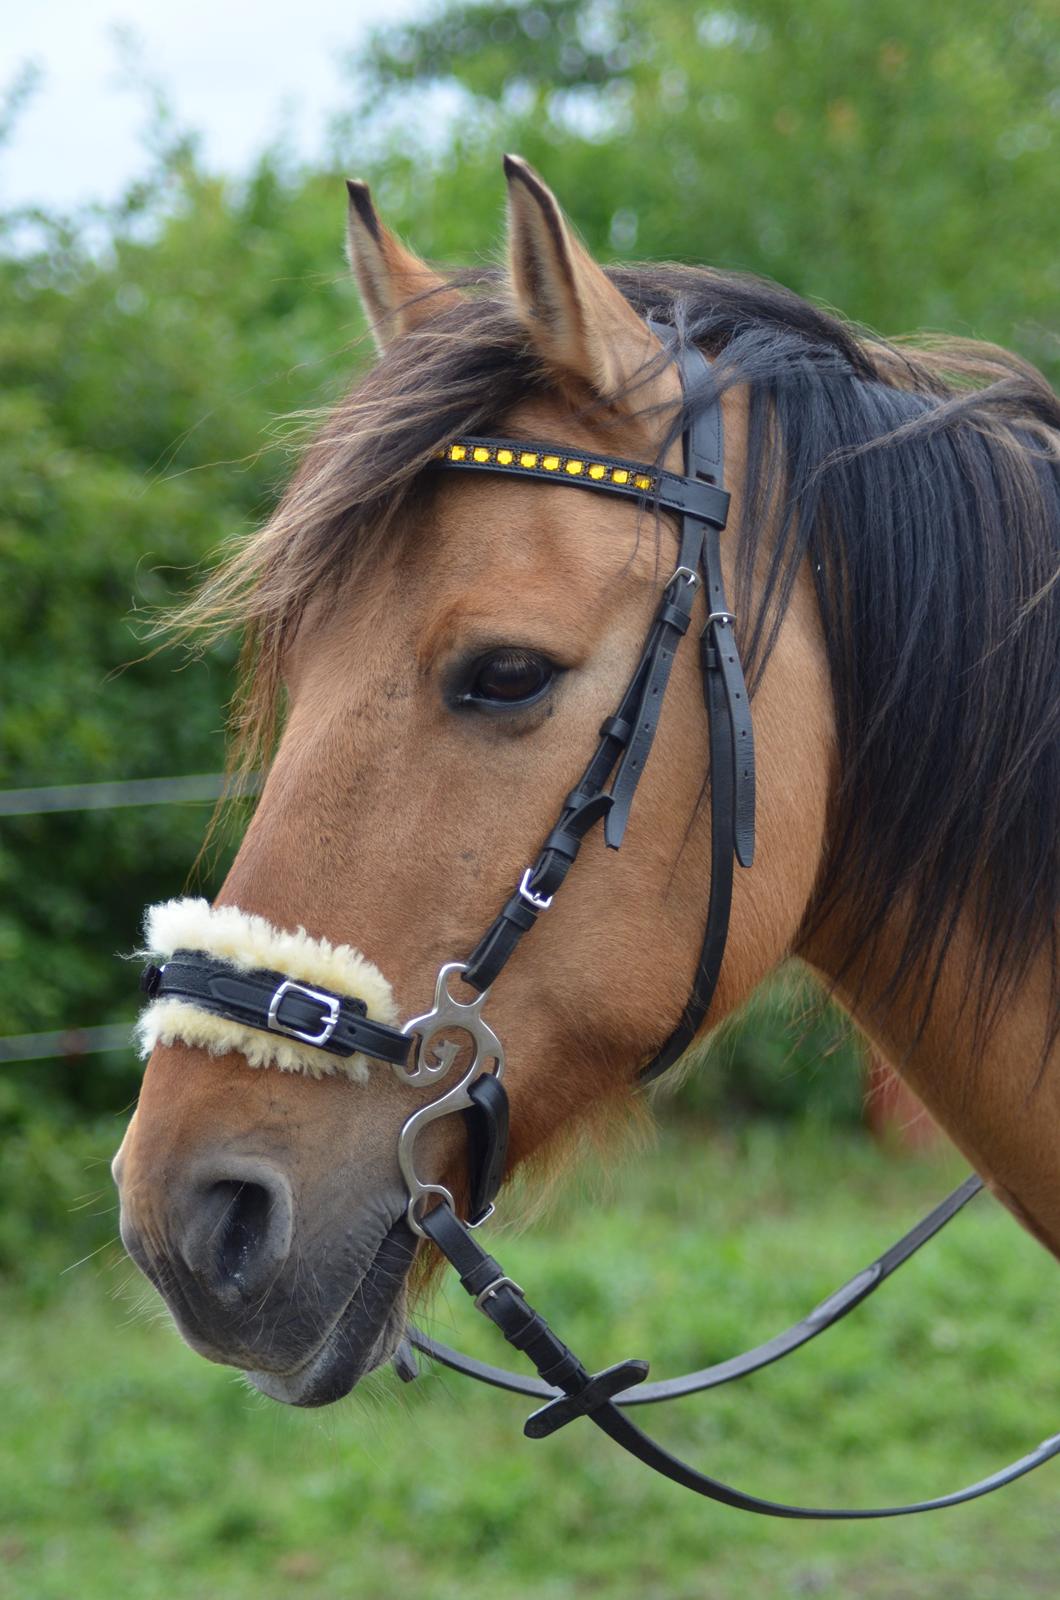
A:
439,438,655,490
433,435,730,527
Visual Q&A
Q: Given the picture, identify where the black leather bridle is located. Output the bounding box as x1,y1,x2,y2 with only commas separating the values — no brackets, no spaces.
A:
142,329,1060,1517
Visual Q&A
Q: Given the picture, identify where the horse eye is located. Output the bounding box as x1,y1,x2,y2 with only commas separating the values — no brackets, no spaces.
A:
463,649,555,709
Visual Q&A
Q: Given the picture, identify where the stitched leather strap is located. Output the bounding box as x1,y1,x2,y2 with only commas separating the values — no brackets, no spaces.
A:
462,548,706,990
605,542,704,849
637,335,754,1079
142,953,412,1066
638,627,737,1081
420,1190,1060,1519
408,1174,984,1403
702,532,755,870
658,332,754,865
436,436,729,527
463,1072,510,1226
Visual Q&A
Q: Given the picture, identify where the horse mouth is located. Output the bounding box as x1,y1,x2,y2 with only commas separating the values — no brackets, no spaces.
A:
245,1218,416,1407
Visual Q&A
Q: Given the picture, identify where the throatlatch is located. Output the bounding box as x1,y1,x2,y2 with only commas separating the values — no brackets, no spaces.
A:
137,328,1060,1519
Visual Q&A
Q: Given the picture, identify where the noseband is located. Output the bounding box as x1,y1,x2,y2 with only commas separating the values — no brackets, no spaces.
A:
140,329,1060,1517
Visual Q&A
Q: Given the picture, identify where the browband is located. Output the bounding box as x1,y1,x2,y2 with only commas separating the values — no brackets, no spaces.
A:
435,436,729,526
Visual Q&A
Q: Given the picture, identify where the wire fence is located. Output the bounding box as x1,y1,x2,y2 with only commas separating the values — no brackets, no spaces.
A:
1,771,259,1062
0,1023,134,1064
0,771,259,816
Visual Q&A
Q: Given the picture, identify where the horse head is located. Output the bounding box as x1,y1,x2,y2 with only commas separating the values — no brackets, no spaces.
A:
113,157,1059,1412
113,158,831,1403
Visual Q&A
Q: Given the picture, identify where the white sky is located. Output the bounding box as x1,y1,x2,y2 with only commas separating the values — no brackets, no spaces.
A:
2,0,430,210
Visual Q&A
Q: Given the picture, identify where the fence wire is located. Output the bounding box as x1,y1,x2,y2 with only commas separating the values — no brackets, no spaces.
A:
0,772,259,816
0,1023,135,1063
1,769,259,1059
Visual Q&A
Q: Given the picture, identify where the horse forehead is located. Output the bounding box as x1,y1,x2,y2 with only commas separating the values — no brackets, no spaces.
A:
297,394,681,689
428,470,626,586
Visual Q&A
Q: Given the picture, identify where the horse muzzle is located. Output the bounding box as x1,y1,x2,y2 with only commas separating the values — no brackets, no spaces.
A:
115,1116,416,1403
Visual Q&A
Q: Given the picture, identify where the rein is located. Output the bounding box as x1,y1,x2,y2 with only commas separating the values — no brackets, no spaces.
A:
140,329,1060,1517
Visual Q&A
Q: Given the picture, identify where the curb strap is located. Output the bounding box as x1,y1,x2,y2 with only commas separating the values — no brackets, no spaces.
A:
141,953,412,1066
420,1194,1060,1519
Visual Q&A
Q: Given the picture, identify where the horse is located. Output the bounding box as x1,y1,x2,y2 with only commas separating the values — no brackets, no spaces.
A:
113,158,1058,1457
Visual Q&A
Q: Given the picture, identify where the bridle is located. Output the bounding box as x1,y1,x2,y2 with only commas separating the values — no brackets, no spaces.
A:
141,327,1060,1518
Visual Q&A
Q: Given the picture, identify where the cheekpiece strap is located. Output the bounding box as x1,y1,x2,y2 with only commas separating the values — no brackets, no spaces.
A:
638,334,756,1081
447,338,755,1074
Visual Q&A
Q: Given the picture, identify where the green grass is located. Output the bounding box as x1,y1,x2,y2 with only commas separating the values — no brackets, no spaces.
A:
1,1119,1058,1599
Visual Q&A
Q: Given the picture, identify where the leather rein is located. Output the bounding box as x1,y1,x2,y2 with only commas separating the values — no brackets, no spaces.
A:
142,329,1060,1517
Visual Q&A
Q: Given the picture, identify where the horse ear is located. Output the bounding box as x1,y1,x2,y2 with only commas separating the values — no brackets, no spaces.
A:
345,179,463,351
503,154,670,413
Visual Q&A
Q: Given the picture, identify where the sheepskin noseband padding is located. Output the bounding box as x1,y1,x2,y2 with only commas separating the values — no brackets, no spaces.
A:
136,897,398,1081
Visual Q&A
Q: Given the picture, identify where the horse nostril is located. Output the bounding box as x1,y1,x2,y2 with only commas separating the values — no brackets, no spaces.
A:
180,1161,294,1299
212,1180,273,1287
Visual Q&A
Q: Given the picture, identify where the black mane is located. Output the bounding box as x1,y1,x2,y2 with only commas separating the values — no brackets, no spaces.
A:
614,264,1059,1053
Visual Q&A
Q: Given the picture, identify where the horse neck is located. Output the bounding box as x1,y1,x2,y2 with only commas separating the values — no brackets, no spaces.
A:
803,912,1060,1259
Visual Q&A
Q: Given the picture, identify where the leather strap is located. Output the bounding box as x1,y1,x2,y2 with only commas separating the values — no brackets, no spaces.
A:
462,543,707,990
463,339,748,1018
605,537,704,849
408,1175,983,1402
659,331,754,863
673,335,755,864
462,1072,510,1226
524,1360,649,1439
436,436,729,527
142,953,412,1067
638,336,754,1080
420,1191,1060,1519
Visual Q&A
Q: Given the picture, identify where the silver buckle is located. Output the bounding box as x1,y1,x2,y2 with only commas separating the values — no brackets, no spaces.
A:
473,1274,524,1313
667,565,699,589
267,979,341,1046
518,867,554,912
705,609,736,629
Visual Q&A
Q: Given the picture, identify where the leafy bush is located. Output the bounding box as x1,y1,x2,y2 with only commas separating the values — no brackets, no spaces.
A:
674,970,866,1124
0,1073,125,1296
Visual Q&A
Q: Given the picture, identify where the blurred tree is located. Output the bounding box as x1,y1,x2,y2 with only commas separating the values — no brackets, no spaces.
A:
0,144,370,1108
354,0,1059,379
